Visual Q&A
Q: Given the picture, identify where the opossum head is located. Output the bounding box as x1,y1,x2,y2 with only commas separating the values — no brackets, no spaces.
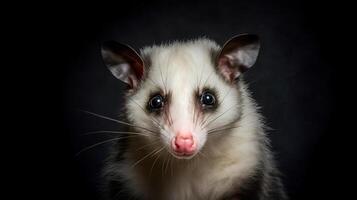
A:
101,34,260,159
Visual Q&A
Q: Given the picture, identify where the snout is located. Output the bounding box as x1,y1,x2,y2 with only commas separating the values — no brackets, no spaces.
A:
171,131,197,158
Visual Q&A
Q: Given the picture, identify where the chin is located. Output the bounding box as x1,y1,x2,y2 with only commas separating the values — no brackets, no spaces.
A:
169,150,198,160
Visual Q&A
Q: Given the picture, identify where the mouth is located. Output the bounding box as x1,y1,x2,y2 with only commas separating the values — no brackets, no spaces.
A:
170,150,197,159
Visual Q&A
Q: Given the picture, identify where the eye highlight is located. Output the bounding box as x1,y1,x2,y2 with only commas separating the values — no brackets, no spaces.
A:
148,94,164,111
200,91,216,108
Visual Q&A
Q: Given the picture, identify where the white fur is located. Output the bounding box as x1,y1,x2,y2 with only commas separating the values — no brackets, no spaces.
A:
118,39,266,200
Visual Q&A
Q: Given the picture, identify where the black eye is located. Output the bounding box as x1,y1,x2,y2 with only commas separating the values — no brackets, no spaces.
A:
148,94,164,110
200,92,216,107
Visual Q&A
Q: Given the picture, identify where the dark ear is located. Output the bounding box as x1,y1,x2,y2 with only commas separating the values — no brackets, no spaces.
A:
217,34,260,82
101,41,144,89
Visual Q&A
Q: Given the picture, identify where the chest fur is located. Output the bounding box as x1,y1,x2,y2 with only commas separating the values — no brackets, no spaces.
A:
121,137,261,200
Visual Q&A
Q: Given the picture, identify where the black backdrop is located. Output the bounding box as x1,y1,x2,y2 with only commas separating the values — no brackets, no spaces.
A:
47,0,347,199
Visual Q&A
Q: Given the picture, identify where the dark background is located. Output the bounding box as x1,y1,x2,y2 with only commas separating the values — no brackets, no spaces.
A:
27,0,348,199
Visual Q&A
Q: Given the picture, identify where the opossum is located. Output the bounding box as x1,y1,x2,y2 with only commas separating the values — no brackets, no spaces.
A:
100,34,288,200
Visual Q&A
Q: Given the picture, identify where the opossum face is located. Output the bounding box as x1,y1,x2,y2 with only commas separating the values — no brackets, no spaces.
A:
102,35,260,159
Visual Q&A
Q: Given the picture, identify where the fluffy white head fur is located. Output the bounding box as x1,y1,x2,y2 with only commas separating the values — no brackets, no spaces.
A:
128,39,244,158
102,36,267,200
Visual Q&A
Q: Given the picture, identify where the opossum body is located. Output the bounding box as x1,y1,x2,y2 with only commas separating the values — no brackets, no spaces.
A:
101,35,287,200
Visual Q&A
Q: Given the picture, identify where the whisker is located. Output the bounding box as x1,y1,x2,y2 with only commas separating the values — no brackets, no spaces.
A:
115,111,127,119
75,135,141,156
82,130,155,137
161,154,165,177
207,126,240,135
195,104,202,128
217,87,233,108
164,108,173,127
201,104,237,129
147,77,161,89
202,69,215,90
135,140,160,152
131,146,165,168
206,121,239,134
127,98,164,129
149,147,165,178
170,155,174,177
168,109,174,126
207,121,236,131
127,97,171,139
79,110,159,134
164,154,171,175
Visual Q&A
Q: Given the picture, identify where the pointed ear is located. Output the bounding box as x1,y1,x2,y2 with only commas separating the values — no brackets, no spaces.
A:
217,34,260,82
101,41,144,89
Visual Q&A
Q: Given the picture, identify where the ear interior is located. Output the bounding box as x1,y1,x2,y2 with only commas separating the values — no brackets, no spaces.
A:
101,41,144,89
217,34,260,82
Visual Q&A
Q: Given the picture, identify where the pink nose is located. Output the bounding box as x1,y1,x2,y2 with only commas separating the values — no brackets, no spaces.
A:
172,132,196,155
